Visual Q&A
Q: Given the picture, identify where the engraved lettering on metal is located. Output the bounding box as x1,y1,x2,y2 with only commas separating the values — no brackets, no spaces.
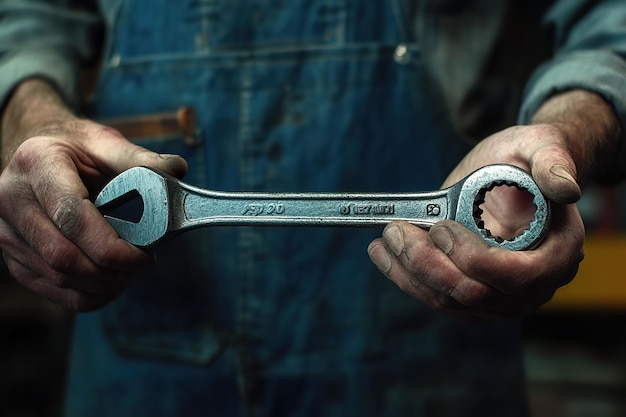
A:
427,204,441,216
267,204,285,214
243,204,264,216
243,203,285,215
340,204,395,216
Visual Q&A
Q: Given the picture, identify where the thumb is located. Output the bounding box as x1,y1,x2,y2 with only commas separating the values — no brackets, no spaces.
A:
529,147,581,205
116,145,188,178
138,152,188,179
91,130,189,179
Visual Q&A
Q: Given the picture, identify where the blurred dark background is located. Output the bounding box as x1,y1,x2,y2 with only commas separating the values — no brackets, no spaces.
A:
0,258,72,417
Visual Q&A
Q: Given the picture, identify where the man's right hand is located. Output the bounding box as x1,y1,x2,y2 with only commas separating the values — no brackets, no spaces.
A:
0,79,188,311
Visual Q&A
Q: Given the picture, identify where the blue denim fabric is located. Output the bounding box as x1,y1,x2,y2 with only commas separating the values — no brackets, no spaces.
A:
63,1,531,416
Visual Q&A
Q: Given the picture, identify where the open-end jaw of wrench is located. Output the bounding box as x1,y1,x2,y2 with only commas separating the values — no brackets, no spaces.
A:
94,164,550,251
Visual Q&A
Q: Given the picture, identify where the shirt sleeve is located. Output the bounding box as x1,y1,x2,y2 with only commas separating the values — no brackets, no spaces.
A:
518,0,626,130
0,0,101,110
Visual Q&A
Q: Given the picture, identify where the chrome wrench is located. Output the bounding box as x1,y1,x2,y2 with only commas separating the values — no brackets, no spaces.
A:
94,164,550,250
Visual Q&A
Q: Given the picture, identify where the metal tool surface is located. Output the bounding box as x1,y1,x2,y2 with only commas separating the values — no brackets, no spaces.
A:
94,164,551,250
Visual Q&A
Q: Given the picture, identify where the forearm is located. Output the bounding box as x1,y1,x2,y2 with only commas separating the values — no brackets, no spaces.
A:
1,78,75,167
530,89,623,185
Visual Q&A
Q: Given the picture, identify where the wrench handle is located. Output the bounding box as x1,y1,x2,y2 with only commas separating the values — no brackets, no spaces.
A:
177,186,453,231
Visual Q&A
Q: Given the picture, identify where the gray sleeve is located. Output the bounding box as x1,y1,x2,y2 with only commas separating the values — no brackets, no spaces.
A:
518,0,626,129
0,1,101,110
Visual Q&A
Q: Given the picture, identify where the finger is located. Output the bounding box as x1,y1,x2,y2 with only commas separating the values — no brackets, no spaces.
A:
6,258,117,311
396,222,526,315
0,194,152,300
9,184,153,274
85,128,188,178
413,220,556,317
0,217,143,296
515,126,581,204
368,222,499,313
368,231,526,320
532,157,580,205
368,237,478,318
0,226,122,311
6,249,138,296
11,153,157,272
429,214,582,296
0,139,154,302
48,192,156,271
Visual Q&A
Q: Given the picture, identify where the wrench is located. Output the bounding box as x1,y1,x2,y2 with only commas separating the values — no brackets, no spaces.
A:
94,164,550,251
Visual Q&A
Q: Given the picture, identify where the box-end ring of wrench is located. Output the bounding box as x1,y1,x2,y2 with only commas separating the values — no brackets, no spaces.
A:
94,164,551,251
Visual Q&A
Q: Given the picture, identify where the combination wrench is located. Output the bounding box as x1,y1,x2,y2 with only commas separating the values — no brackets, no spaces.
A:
94,164,550,251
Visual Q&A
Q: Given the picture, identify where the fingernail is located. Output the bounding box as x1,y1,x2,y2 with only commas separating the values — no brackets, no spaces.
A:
550,164,576,184
430,225,454,255
159,153,180,160
383,225,404,256
159,154,188,176
368,242,392,274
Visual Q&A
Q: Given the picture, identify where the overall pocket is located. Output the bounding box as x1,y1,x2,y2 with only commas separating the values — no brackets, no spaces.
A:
94,106,222,365
100,229,223,366
92,62,221,365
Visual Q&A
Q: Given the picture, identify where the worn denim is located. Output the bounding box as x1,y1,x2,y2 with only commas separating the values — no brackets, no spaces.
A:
67,2,530,416
2,0,626,416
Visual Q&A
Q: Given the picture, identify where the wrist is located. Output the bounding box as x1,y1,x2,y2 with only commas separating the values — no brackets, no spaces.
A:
1,78,75,167
530,89,623,184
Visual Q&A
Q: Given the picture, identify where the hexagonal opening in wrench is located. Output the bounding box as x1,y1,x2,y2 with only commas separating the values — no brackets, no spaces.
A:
97,189,144,224
474,183,537,243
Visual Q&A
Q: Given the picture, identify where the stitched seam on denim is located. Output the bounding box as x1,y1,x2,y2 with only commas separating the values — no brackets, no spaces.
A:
235,65,259,402
188,0,346,52
104,43,420,70
390,0,411,43
326,0,347,45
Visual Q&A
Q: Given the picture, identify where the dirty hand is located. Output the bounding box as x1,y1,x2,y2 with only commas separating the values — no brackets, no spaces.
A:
0,80,187,311
368,123,586,320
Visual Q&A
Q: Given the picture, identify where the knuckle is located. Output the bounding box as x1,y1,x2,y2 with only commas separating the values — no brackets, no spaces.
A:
40,240,81,274
48,272,73,289
9,137,60,175
10,141,41,173
90,246,128,269
403,256,422,274
529,124,566,144
91,124,126,141
451,281,491,308
403,251,432,277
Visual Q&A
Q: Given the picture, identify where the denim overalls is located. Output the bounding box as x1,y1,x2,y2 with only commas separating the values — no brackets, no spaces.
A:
65,1,529,415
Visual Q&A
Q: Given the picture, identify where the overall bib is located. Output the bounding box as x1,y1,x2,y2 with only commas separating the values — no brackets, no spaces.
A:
66,1,529,415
